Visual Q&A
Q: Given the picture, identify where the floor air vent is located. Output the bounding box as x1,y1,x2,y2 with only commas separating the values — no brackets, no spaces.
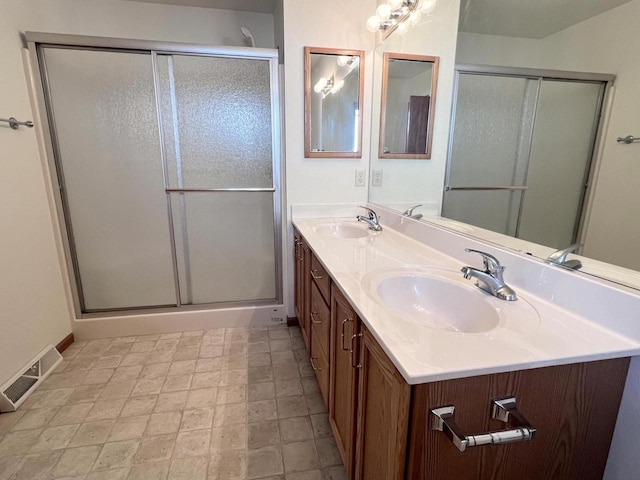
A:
0,345,63,412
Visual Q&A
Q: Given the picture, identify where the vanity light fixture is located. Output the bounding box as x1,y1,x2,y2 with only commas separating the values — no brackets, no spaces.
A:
367,0,437,35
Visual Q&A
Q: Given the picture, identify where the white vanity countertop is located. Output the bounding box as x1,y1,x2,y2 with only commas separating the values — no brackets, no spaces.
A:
293,216,640,385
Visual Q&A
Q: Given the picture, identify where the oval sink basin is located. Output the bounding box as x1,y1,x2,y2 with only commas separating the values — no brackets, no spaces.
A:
363,268,540,334
377,274,499,333
315,223,369,239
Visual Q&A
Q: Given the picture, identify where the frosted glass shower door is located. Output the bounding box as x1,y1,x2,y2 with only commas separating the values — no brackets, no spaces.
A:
444,73,538,235
444,72,604,247
517,80,603,248
156,54,278,305
42,47,176,311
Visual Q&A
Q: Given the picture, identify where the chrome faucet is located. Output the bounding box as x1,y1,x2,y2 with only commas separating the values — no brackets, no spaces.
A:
403,204,423,220
356,206,383,231
461,249,517,301
547,243,582,270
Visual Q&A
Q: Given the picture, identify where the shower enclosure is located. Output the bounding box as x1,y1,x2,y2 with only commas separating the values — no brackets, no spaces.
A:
28,34,282,316
443,66,610,249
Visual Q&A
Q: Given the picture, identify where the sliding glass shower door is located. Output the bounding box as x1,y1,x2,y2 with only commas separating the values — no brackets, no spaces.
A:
38,42,280,314
155,53,276,305
43,48,177,311
443,69,605,248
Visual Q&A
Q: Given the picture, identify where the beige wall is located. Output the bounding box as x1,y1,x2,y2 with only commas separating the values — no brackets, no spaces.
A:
456,0,640,270
368,0,462,214
0,0,275,384
283,0,375,208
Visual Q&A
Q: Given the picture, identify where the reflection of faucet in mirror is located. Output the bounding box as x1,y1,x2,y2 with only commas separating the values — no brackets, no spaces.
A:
547,244,583,271
357,206,383,232
403,204,423,220
461,249,517,301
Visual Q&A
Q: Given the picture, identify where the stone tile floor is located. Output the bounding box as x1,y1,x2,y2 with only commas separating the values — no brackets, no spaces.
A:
0,325,348,480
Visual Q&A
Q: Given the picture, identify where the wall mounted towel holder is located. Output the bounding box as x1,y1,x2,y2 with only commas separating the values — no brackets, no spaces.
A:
0,117,34,130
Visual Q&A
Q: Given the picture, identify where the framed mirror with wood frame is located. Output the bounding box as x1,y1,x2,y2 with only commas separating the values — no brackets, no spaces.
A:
304,47,365,158
379,53,439,159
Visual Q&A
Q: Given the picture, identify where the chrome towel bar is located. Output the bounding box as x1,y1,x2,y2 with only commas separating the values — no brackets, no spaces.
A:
0,117,34,130
431,397,536,452
617,135,640,144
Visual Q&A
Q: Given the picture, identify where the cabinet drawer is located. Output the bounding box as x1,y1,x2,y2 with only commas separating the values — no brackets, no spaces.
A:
310,281,330,357
311,326,330,407
310,253,331,304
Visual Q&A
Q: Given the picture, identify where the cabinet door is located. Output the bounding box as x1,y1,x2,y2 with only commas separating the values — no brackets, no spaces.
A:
300,240,311,351
354,327,411,480
329,284,360,478
293,233,311,351
293,234,303,319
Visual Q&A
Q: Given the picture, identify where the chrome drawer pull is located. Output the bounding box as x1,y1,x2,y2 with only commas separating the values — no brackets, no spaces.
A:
310,269,324,280
341,318,351,351
310,356,321,371
430,397,536,452
350,332,362,368
310,312,322,324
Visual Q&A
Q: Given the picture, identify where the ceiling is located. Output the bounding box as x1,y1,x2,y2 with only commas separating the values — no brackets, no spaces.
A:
459,0,633,38
124,0,275,14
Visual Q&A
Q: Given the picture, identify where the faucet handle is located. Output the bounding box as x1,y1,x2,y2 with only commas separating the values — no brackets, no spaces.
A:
547,243,582,264
464,248,504,276
357,206,378,221
403,204,422,216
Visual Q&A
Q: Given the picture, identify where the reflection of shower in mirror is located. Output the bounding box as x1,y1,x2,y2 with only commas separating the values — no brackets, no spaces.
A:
240,26,256,47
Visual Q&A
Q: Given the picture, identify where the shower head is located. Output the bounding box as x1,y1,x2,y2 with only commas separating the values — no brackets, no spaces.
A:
240,27,256,48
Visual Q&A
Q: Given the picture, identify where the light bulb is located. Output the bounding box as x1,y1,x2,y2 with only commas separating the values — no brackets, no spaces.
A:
397,21,409,34
420,0,436,13
337,56,349,67
366,15,382,32
409,10,421,25
376,3,392,21
314,77,327,93
387,0,403,9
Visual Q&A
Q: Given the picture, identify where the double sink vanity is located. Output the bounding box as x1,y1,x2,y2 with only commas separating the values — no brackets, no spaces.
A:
292,205,640,480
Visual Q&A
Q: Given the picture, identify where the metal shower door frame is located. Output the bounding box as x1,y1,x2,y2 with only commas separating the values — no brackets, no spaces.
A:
26,32,283,318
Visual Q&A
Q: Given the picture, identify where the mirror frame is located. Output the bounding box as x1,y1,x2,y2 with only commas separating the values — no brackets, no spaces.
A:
303,46,365,158
379,52,439,159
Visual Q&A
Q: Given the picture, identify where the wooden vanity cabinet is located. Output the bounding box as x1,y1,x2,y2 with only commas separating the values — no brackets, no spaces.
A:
354,326,411,480
293,232,630,480
329,284,361,478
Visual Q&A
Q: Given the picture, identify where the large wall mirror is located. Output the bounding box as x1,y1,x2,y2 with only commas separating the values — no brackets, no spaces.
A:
379,53,439,159
368,0,640,291
304,47,365,158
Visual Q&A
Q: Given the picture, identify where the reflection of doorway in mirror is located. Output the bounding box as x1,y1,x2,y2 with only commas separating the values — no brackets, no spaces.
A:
321,73,359,152
443,69,606,250
383,59,433,154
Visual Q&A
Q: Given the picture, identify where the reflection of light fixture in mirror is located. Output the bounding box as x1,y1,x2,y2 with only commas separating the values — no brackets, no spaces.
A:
313,76,328,93
337,55,360,70
314,75,340,98
366,0,434,34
